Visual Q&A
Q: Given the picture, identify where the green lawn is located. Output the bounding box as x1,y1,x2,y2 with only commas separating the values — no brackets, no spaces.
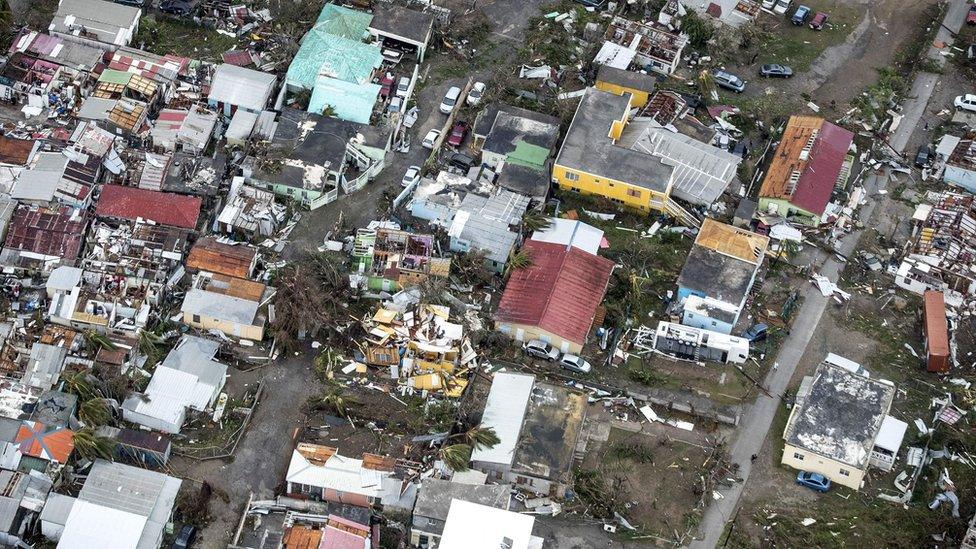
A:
755,0,862,71
134,16,239,62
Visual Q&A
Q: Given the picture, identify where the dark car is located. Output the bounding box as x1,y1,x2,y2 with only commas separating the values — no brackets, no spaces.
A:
809,12,828,30
742,323,769,343
114,0,146,6
447,121,469,148
759,64,794,78
160,0,199,15
791,5,811,25
915,145,932,168
171,525,197,549
574,0,606,6
968,5,976,25
796,471,831,493
448,152,475,172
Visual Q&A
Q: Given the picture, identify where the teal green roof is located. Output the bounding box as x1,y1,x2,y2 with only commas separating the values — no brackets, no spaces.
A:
313,4,372,40
286,4,381,90
98,69,133,85
505,141,549,170
308,76,380,125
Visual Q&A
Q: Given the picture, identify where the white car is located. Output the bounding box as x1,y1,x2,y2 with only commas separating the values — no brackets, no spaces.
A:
401,165,421,187
558,354,592,374
761,0,775,8
466,82,486,106
422,129,441,149
772,0,791,14
955,94,976,113
396,76,410,98
439,86,461,114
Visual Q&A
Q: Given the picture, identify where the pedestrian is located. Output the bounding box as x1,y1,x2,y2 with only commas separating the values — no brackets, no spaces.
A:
751,454,758,462
924,121,929,131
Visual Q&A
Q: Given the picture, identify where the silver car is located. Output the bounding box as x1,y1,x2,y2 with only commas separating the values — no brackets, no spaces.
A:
713,70,746,93
524,339,560,361
558,354,592,374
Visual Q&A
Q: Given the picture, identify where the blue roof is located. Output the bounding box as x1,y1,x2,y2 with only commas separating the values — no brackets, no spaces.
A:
285,4,380,90
313,4,372,40
308,76,380,125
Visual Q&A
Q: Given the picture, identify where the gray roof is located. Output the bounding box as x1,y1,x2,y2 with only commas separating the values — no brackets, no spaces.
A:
368,6,434,45
10,153,69,202
450,189,529,264
784,362,895,469
496,163,549,201
0,418,20,443
39,492,76,527
24,343,68,390
597,65,657,93
414,478,509,523
676,245,757,306
620,118,740,206
160,335,226,390
555,88,673,193
208,64,277,111
474,103,559,139
181,288,259,325
0,469,54,533
50,0,141,46
483,110,560,158
511,382,586,482
32,390,78,428
47,265,83,293
77,97,116,121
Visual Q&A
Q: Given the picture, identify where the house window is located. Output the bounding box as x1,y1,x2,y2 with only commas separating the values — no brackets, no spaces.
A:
564,170,579,182
287,187,294,195
839,469,850,477
192,314,201,323
626,188,642,198
793,452,804,461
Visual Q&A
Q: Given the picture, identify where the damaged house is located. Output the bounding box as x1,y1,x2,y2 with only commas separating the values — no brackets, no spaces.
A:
781,358,897,490
48,0,141,51
180,272,272,341
351,227,450,293
246,108,391,209
758,115,855,227
0,205,88,271
470,372,587,498
410,478,510,547
215,177,286,238
600,15,687,76
676,218,769,334
943,132,976,194
207,63,277,120
447,189,530,273
895,191,976,299
473,104,560,204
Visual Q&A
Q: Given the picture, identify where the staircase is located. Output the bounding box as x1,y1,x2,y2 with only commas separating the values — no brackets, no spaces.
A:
664,198,702,228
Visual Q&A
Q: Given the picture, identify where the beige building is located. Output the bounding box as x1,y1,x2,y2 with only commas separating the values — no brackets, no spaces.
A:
781,358,896,490
180,272,271,341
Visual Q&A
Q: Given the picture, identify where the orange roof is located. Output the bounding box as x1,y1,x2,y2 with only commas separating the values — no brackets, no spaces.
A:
759,116,824,200
15,421,74,463
924,290,949,356
694,218,769,265
186,237,257,279
283,525,323,549
198,272,266,302
362,453,396,472
296,442,337,466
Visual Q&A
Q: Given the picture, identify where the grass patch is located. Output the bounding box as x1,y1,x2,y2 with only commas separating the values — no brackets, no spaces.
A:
752,0,860,71
135,16,238,62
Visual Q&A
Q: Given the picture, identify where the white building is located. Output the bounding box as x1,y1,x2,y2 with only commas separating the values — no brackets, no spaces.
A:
439,499,543,549
652,321,749,364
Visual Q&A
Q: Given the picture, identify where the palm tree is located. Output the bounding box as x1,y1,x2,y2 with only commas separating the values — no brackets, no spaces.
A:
64,371,98,402
82,329,116,354
504,249,534,278
78,398,111,427
138,330,164,361
520,210,552,236
439,443,473,472
463,425,501,450
72,428,115,462
698,69,717,102
312,386,356,419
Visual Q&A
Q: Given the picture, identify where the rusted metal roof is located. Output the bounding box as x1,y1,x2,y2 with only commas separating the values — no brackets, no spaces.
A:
186,237,256,279
0,136,35,166
95,185,201,229
3,205,87,259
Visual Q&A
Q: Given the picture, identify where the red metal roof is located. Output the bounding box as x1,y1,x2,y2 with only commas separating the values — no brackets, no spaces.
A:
791,121,854,216
15,421,74,463
4,205,87,259
96,185,202,229
494,240,615,346
924,290,949,356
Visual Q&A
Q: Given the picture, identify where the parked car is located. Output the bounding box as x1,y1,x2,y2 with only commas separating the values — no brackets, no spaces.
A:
574,0,606,7
114,0,146,6
421,129,441,149
378,75,394,99
447,121,469,147
160,0,198,14
759,64,793,78
558,354,592,374
524,339,560,361
791,5,810,25
796,471,831,493
396,77,410,98
772,0,791,15
761,0,776,9
439,86,461,114
387,96,403,114
448,152,475,172
467,82,486,106
809,12,828,30
914,144,932,168
401,165,421,188
968,5,976,25
742,323,768,343
861,252,883,272
713,70,746,93
954,94,976,112
171,525,197,549
382,48,404,65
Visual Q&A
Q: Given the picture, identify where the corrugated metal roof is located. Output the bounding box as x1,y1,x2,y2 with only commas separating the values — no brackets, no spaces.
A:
494,240,615,346
208,64,276,112
3,205,88,259
96,185,202,229
470,372,535,465
186,237,256,279
308,76,380,125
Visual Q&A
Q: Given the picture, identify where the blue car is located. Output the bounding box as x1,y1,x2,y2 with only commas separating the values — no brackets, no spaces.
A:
791,5,811,25
796,471,831,492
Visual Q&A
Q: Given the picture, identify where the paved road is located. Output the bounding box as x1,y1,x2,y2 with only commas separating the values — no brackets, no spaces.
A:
889,0,968,153
689,4,968,544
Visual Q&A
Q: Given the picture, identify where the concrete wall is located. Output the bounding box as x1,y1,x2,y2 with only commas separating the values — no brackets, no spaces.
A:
494,321,581,354
681,307,734,335
781,444,865,491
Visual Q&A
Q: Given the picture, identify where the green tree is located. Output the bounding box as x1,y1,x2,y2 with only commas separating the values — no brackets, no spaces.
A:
82,329,116,354
64,371,98,402
519,209,553,235
439,443,473,472
72,428,116,461
78,398,111,427
504,249,534,278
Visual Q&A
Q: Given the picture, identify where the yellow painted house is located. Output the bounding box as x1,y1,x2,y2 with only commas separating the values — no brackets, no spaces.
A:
594,65,657,108
552,87,676,214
